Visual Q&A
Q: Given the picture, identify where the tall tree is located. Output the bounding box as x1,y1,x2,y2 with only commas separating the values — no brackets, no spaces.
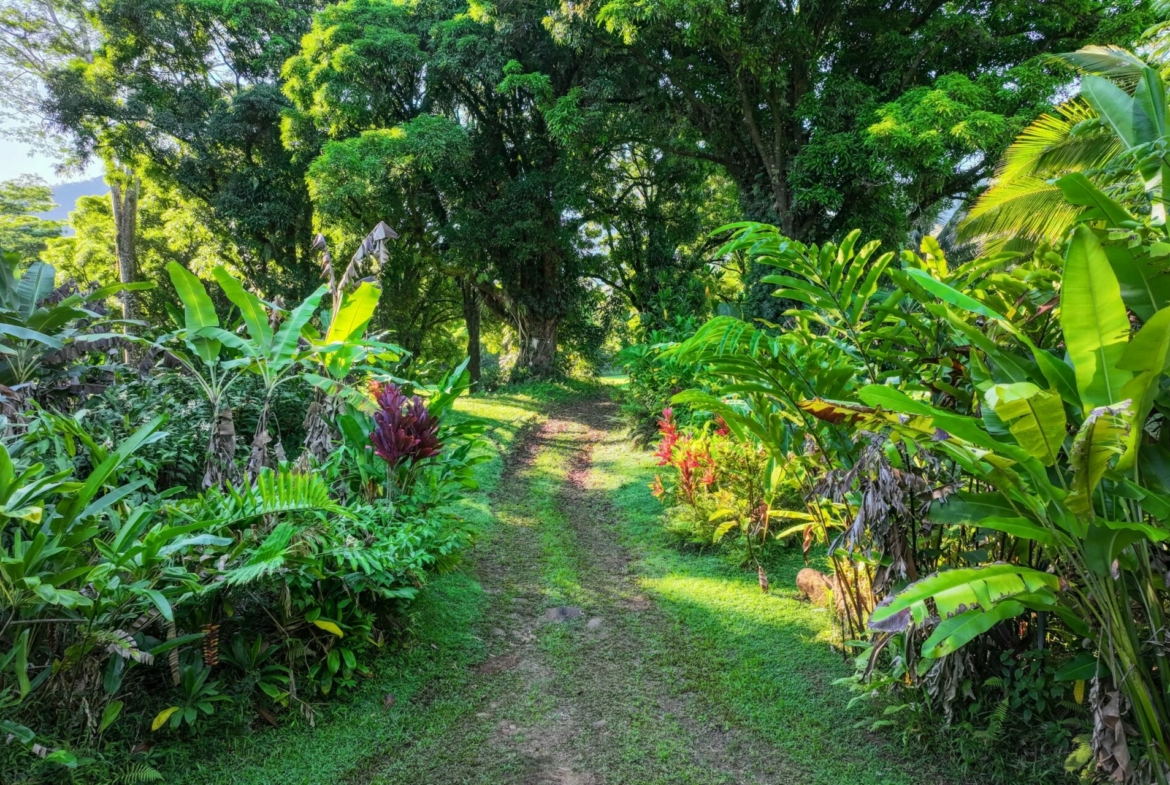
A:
567,0,1154,244
284,0,597,376
0,0,96,161
44,0,321,298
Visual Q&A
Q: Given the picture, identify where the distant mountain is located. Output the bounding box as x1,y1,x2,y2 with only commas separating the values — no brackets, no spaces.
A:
41,176,109,223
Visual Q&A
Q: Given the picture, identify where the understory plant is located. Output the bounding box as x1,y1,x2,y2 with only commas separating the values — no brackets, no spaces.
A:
0,242,485,782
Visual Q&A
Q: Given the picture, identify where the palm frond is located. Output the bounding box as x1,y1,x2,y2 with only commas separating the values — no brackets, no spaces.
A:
995,101,1112,184
960,178,1084,250
1051,46,1148,88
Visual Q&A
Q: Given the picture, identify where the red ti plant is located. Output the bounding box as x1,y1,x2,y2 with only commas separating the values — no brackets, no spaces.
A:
370,381,441,498
653,407,679,465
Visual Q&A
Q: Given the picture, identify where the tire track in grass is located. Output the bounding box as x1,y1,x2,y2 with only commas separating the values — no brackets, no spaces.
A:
361,396,800,785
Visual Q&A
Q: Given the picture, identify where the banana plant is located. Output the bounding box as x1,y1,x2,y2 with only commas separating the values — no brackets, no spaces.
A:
854,223,1170,781
159,263,330,484
0,256,152,391
207,265,328,476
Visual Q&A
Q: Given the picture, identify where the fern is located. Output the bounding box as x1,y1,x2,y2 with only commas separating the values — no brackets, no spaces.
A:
105,764,164,784
223,522,296,586
183,468,348,527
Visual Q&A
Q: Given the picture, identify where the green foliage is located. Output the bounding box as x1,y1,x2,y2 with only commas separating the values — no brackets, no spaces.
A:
963,48,1170,251
574,0,1153,253
647,60,1170,779
0,255,151,392
0,176,64,260
44,0,321,298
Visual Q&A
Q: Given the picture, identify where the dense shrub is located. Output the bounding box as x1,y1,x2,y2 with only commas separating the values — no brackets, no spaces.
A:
0,259,485,783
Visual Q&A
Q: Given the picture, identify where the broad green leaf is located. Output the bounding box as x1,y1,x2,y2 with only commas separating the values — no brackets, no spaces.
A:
15,261,55,319
922,600,1024,658
869,563,1062,633
985,383,1067,465
1081,75,1136,147
99,701,123,733
167,263,221,365
1066,401,1131,519
859,385,1031,463
975,516,1064,548
1120,307,1170,374
0,323,63,348
1055,173,1136,229
1060,226,1133,411
326,282,380,344
927,492,1027,525
1115,309,1170,469
1105,244,1170,322
1054,652,1103,682
1133,66,1167,143
324,282,380,377
213,267,273,349
1084,521,1159,576
271,285,327,367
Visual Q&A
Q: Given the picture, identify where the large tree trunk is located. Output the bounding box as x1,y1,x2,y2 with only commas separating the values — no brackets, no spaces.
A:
460,278,481,386
109,175,140,320
514,317,557,379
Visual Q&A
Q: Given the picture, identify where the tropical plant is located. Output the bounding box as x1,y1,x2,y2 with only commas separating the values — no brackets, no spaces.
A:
962,46,1169,251
0,256,150,396
156,262,369,486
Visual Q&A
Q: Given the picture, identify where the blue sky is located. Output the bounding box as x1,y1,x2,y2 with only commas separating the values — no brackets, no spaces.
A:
0,136,98,184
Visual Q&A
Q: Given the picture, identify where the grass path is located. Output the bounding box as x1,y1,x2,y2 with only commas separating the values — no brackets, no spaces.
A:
170,389,963,785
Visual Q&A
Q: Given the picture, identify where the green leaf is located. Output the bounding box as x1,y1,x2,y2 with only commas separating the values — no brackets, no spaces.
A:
1081,75,1136,147
1105,244,1170,322
975,516,1064,548
922,600,1024,658
985,383,1067,465
1060,226,1133,411
0,323,63,348
1055,173,1135,229
1054,652,1103,681
1132,67,1167,143
312,619,344,637
15,261,55,319
902,267,1003,320
326,282,380,345
1120,307,1170,374
928,492,1027,525
212,267,273,349
869,564,1062,633
167,263,221,365
1067,402,1132,519
99,701,123,733
271,285,327,367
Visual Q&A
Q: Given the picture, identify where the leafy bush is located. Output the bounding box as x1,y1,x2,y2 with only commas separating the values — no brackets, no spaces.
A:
0,252,485,783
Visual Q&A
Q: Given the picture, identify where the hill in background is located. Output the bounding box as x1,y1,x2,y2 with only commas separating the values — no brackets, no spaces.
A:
41,175,108,225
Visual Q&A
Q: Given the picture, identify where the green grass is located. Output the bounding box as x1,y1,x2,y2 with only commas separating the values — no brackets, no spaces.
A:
157,382,969,785
590,430,956,785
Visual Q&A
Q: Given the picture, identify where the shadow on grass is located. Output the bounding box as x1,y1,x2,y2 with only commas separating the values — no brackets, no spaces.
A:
600,441,968,785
